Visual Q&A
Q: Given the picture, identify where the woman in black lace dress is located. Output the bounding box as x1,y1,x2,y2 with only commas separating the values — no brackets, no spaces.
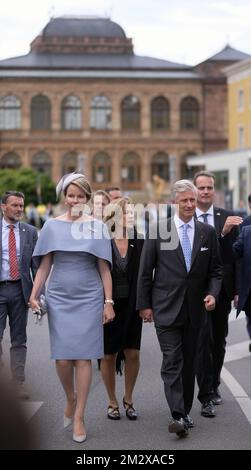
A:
101,197,144,421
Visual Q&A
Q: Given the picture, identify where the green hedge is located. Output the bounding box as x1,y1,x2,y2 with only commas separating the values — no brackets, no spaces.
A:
0,168,56,204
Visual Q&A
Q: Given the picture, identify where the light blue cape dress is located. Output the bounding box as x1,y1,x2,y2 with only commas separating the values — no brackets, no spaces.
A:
33,219,112,359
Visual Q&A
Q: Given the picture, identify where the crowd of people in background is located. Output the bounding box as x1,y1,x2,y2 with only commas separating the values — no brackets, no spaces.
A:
25,202,54,228
1,171,251,447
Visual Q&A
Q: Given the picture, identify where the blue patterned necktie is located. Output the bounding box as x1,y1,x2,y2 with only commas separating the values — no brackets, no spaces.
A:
181,223,191,271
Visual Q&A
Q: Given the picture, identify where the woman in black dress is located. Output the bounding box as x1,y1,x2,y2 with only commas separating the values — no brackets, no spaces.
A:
101,197,144,420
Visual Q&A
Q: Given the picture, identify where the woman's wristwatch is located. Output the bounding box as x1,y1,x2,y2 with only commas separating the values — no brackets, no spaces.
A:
104,298,115,306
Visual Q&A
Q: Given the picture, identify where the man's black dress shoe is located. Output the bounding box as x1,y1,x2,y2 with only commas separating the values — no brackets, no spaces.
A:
168,418,189,437
249,343,251,353
212,389,222,405
201,400,215,417
184,414,194,428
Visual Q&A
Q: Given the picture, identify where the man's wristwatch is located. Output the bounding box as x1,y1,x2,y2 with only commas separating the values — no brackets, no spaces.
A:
104,299,114,306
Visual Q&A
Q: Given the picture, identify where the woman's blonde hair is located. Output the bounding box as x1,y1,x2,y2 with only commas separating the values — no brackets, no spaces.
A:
92,189,111,204
103,196,132,232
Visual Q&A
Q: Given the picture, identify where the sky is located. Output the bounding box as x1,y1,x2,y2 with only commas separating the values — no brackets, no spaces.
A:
1,0,251,65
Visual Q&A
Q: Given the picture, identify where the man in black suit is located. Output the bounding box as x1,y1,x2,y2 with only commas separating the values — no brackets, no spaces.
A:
233,225,251,353
233,225,251,315
137,180,222,437
233,213,251,352
0,191,39,399
193,171,242,414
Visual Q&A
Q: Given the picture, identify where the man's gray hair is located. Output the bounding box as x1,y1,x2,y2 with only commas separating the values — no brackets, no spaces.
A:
171,179,198,201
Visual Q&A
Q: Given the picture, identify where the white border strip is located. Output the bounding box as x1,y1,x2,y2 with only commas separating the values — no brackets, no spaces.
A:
224,341,250,362
221,366,251,425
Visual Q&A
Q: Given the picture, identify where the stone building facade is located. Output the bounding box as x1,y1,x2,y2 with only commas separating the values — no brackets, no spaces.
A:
0,17,250,193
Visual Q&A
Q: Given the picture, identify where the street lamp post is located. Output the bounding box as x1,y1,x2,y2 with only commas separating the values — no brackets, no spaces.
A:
36,173,42,204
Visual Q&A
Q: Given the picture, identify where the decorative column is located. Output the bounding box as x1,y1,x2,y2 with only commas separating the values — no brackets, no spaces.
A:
21,93,30,132
83,149,92,181
112,97,121,132
22,147,30,167
111,147,121,187
141,94,150,137
52,148,61,182
83,95,91,137
141,149,151,188
51,94,60,131
169,153,178,183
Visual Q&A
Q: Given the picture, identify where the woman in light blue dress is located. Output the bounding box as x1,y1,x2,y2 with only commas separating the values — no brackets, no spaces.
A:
29,173,115,443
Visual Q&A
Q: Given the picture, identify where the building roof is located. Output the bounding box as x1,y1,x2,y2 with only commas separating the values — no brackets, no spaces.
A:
0,16,195,73
0,52,191,71
41,17,126,38
0,17,249,79
206,44,251,62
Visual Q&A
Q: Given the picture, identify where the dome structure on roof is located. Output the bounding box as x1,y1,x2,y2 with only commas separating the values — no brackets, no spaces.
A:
31,16,133,55
42,17,127,38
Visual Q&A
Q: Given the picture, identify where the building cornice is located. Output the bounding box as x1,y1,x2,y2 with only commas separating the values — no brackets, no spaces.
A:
224,58,251,81
0,69,200,79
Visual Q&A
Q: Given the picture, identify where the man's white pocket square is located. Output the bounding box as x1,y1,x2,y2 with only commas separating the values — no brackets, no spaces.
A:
201,247,208,251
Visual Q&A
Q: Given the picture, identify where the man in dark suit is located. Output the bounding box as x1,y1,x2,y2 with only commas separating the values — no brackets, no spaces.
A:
233,225,251,318
0,191,39,399
233,215,251,352
137,180,222,437
193,171,242,415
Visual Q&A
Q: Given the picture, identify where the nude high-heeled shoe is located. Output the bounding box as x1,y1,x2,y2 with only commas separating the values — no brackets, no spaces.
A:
63,415,73,428
64,394,77,428
73,433,87,443
73,419,86,442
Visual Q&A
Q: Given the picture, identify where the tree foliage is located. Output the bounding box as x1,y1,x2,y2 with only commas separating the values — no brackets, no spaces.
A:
0,168,56,204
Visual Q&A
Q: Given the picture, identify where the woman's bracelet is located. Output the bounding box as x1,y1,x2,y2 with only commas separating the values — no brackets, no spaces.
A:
104,299,115,306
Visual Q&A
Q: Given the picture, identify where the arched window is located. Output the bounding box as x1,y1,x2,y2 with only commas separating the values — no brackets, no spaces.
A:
90,96,112,130
0,95,21,129
62,152,78,175
121,152,141,183
61,95,82,130
151,152,170,181
92,152,111,183
151,96,170,129
31,95,51,130
0,152,21,169
121,96,140,130
180,96,199,129
32,152,52,176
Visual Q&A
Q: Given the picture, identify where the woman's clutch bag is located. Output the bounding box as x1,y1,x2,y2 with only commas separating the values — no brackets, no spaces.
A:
33,294,47,325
